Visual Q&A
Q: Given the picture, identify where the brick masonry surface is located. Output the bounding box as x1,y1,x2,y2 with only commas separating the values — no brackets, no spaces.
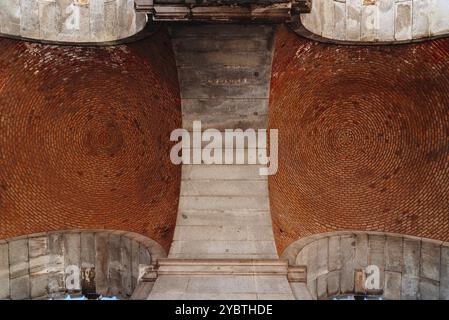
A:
0,27,181,252
269,25,449,253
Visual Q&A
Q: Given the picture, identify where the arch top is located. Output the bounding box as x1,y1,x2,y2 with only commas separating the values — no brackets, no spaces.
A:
297,0,449,44
0,0,147,44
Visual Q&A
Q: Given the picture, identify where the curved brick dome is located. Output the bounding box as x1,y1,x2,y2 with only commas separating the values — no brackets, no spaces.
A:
0,28,181,251
269,26,449,253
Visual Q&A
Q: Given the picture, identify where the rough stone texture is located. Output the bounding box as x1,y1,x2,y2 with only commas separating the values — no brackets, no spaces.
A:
395,1,412,41
440,247,449,299
0,0,147,43
385,236,403,272
150,274,294,300
420,241,440,282
283,231,449,300
29,236,50,299
270,25,449,253
0,242,10,299
168,24,277,260
300,0,449,42
0,230,166,299
0,27,181,252
384,271,401,300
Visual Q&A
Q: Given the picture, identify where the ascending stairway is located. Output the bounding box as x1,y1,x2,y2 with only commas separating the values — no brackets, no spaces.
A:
147,24,295,299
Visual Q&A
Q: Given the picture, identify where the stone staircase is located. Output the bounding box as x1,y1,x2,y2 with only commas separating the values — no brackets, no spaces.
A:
146,24,295,299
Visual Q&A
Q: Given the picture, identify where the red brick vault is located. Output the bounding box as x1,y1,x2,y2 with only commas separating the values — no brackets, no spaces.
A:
269,26,449,253
0,28,181,252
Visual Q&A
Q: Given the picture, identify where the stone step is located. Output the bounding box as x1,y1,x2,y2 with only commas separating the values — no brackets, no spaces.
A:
176,51,272,68
170,24,275,39
180,180,268,196
182,165,267,180
177,209,272,226
173,225,275,241
173,37,270,53
178,196,269,210
169,240,278,258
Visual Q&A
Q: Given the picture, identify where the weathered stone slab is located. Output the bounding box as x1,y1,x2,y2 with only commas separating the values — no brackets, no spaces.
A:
118,0,137,39
39,0,60,41
355,233,368,268
340,235,355,293
254,276,292,294
412,0,430,38
403,238,420,276
90,0,106,41
316,274,327,299
177,51,271,69
80,233,95,268
368,235,385,290
346,0,362,41
186,275,256,294
169,240,277,259
177,209,271,227
301,0,322,36
10,275,30,300
316,238,329,277
385,236,402,272
429,0,449,36
0,243,10,299
321,0,334,39
328,236,342,271
401,274,419,300
395,1,412,40
9,239,29,279
179,196,269,211
64,233,81,292
30,272,48,299
327,270,340,296
180,180,268,197
419,278,439,300
290,282,313,300
173,37,270,53
120,236,133,297
104,0,118,41
377,0,395,41
384,271,401,300
20,0,40,38
440,246,449,299
183,165,267,181
333,1,346,40
95,233,109,295
47,233,64,295
131,240,140,286
420,241,440,282
0,0,20,35
64,233,80,269
108,234,122,296
28,236,49,299
361,3,377,41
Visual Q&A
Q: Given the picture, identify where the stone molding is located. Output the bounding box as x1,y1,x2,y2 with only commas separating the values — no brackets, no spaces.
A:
281,231,449,300
140,258,306,281
0,229,167,300
0,0,147,43
297,0,449,43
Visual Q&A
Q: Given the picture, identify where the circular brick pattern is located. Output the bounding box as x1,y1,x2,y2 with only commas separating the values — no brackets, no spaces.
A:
269,26,449,253
0,29,181,251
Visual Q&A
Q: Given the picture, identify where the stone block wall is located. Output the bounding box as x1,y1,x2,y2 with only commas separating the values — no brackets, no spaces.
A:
0,230,166,300
282,231,449,300
300,0,449,42
0,0,147,43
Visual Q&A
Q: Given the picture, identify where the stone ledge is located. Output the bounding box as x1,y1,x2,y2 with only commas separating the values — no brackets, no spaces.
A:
142,258,306,281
